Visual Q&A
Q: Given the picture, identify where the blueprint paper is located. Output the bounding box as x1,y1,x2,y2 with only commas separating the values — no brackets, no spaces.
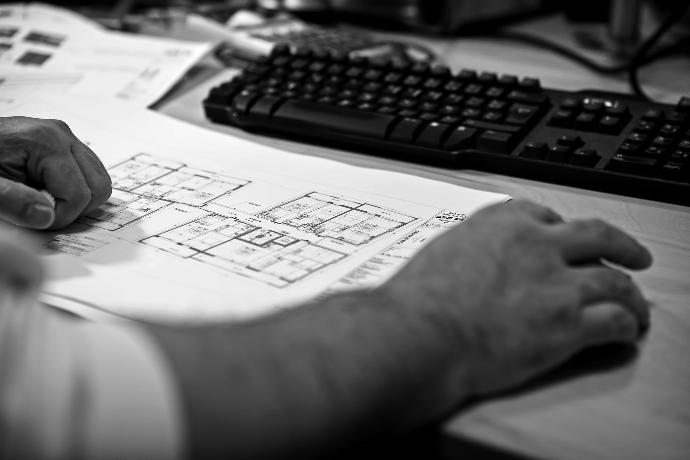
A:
2,96,509,324
0,3,211,107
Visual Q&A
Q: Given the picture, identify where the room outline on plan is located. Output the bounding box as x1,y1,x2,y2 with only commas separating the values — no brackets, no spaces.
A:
69,153,420,287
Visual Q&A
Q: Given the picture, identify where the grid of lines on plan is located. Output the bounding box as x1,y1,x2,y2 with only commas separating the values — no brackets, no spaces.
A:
79,154,417,287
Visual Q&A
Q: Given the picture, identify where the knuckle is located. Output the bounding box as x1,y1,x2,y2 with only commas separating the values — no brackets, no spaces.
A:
587,218,616,241
94,182,112,205
609,309,637,339
73,187,92,210
47,118,71,133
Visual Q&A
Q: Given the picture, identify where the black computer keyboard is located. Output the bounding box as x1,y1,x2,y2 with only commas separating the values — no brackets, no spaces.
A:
203,46,690,206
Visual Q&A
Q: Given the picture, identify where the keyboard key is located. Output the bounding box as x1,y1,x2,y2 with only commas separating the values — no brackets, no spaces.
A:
574,112,597,129
487,100,508,111
478,72,498,83
440,115,460,124
462,119,521,133
570,148,600,167
642,109,664,122
556,135,583,148
560,97,580,110
598,115,624,134
520,142,548,159
456,69,477,81
507,90,548,105
273,100,395,138
442,126,478,150
485,87,505,98
232,91,259,114
419,113,440,122
652,136,673,148
518,77,541,91
423,78,443,89
659,124,680,136
617,142,641,156
464,84,484,95
659,161,688,181
606,154,657,175
549,109,575,127
250,96,283,117
403,75,422,86
444,80,463,92
676,96,690,113
498,74,518,86
389,117,424,144
431,64,451,77
666,111,688,124
411,62,430,75
582,100,605,113
476,130,515,154
416,122,452,148
547,145,572,163
633,121,656,134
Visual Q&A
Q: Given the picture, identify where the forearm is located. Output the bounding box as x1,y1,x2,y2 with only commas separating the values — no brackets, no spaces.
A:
149,288,472,459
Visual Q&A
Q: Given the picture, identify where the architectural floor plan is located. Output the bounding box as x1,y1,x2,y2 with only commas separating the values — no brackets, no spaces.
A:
326,210,467,293
69,154,418,287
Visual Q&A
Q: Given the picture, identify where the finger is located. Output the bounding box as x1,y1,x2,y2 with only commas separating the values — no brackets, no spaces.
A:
578,302,640,346
506,199,564,224
0,177,55,229
39,152,91,229
70,140,112,215
573,266,650,330
550,218,652,269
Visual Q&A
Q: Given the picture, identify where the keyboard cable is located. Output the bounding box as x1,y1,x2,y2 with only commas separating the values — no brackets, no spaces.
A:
485,2,690,102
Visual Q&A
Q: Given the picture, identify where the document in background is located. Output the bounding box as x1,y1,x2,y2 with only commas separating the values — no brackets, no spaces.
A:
0,3,211,107
1,96,508,324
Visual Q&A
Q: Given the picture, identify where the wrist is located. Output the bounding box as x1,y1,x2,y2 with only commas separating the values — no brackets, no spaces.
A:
372,284,476,423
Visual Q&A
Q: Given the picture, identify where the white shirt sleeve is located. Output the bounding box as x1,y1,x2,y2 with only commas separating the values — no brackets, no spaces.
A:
1,303,186,460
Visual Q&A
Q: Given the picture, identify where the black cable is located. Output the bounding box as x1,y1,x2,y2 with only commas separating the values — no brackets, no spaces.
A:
625,3,690,100
492,29,629,74
487,4,690,100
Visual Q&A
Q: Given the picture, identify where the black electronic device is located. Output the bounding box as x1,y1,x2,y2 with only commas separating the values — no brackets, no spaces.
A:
203,46,690,206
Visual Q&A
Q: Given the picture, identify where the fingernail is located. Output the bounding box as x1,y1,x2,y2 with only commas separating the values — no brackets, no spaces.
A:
27,203,55,229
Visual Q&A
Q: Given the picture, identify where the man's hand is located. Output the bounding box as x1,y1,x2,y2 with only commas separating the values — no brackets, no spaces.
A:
382,199,653,397
0,117,112,229
149,200,653,458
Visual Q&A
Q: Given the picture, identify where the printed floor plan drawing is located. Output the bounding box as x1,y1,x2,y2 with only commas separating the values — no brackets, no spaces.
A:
70,154,419,287
81,153,250,231
327,210,467,293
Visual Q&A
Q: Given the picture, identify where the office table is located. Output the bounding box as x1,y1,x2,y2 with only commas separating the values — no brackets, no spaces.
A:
155,14,690,460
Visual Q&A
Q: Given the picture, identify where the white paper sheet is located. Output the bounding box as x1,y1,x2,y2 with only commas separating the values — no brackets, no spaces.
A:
1,96,508,324
0,3,211,107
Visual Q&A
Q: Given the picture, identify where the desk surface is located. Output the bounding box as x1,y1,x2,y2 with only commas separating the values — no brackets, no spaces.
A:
156,14,690,460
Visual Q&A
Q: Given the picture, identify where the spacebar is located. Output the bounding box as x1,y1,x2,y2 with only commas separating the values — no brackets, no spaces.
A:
271,100,395,138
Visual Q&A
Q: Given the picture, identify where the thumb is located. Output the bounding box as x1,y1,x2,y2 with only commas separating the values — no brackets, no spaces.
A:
0,177,56,229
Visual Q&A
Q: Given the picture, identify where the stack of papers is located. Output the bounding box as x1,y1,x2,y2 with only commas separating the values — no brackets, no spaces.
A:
0,3,211,107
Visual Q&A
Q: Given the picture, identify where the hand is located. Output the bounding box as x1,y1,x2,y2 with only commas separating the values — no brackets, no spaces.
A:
0,116,112,230
382,200,652,397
